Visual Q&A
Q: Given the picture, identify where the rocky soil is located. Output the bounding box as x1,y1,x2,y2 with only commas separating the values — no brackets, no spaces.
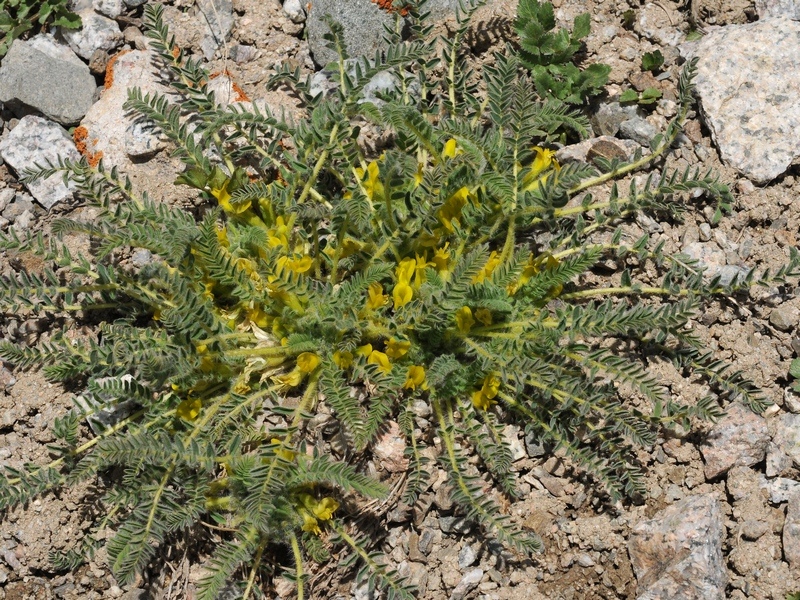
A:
0,0,799,598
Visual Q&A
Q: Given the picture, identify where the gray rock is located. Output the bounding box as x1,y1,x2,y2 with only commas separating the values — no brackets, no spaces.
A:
784,389,800,414
727,466,766,501
618,117,660,146
93,0,124,18
628,494,726,600
700,402,769,479
524,429,546,457
372,420,408,473
635,2,684,46
1,192,34,220
397,561,428,596
283,0,306,23
197,0,234,60
457,544,477,569
592,101,642,136
0,116,79,209
417,528,435,554
12,209,33,233
307,0,395,67
556,136,641,165
450,568,483,600
576,553,595,567
766,413,800,477
79,50,169,169
681,242,750,286
123,0,147,7
131,249,155,267
739,519,769,540
61,9,123,60
755,0,800,19
0,38,95,125
229,44,259,64
439,516,471,534
770,305,799,331
681,18,800,183
762,476,800,503
0,188,13,213
784,492,800,567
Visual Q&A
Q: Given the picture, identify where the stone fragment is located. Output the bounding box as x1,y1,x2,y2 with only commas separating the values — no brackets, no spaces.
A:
784,493,800,567
450,568,483,600
592,101,642,136
457,544,477,569
306,0,394,67
784,389,800,414
197,0,234,60
682,242,750,286
557,136,641,165
0,116,79,209
628,494,727,600
62,9,123,60
681,18,800,183
618,117,659,147
229,44,258,64
372,420,408,473
635,1,684,45
397,561,429,596
727,466,766,501
0,38,96,125
283,0,306,23
78,50,169,169
700,402,769,479
770,305,799,331
762,477,800,503
93,0,124,18
755,0,800,19
766,413,800,477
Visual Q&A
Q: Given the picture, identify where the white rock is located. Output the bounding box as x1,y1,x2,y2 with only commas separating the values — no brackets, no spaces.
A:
766,413,800,477
78,50,169,169
197,0,234,60
784,492,800,568
682,18,800,183
0,116,79,209
372,420,409,473
283,0,306,23
755,0,800,19
93,0,125,18
62,9,123,60
700,402,769,480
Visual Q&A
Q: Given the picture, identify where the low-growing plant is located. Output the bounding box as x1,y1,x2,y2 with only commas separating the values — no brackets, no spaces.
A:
0,0,81,57
514,0,611,104
641,49,664,73
620,86,663,105
0,0,798,598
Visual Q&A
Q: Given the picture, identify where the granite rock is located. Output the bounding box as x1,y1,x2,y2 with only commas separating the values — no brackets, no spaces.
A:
682,18,800,183
628,494,727,600
0,116,79,209
0,37,96,125
700,402,769,479
197,0,234,60
62,9,123,60
766,413,800,477
783,493,800,567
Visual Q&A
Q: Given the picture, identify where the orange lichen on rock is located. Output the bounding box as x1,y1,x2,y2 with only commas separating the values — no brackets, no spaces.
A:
371,0,410,16
73,126,103,168
209,70,250,102
104,49,132,90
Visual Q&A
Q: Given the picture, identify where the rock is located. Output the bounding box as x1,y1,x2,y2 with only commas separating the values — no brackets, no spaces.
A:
372,420,409,473
503,424,526,462
755,0,800,19
635,1,684,45
727,466,766,501
618,117,660,146
457,544,477,569
681,242,750,286
450,568,483,600
93,0,124,18
766,413,800,477
762,476,800,503
592,101,642,136
306,0,395,67
739,519,769,541
557,136,641,165
283,0,306,23
770,305,799,331
61,9,123,60
784,493,800,567
700,402,769,479
0,37,96,125
1,192,34,220
123,0,147,7
78,50,169,169
524,429,546,457
681,18,800,183
576,553,595,567
12,209,33,233
0,116,79,209
785,389,800,414
628,494,727,600
397,561,429,596
229,44,259,64
89,48,111,75
439,516,471,534
197,0,234,60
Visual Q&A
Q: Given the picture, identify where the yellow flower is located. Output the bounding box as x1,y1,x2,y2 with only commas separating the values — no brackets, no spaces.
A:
296,352,320,374
333,350,353,369
396,258,416,285
277,255,313,275
385,338,411,359
442,138,461,160
431,244,450,272
472,251,502,284
216,225,230,248
437,186,470,233
413,161,424,187
475,308,492,326
246,305,270,328
301,511,321,535
274,369,303,389
367,350,392,374
404,365,428,390
472,373,501,411
296,494,340,535
356,160,384,201
455,306,474,333
522,147,560,192
393,281,413,309
176,397,202,421
366,282,389,310
356,344,373,357
267,216,291,249
270,438,296,462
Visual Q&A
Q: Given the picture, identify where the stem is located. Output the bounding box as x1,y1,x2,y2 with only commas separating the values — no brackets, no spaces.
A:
289,532,305,600
241,534,268,600
297,123,339,205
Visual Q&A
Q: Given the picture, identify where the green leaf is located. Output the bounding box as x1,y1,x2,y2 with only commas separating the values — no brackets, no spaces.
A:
619,89,639,103
641,50,664,72
572,13,590,40
789,358,800,379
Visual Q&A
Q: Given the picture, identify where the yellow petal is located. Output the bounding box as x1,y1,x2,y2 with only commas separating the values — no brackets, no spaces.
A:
270,438,296,462
300,511,321,535
296,352,320,374
367,350,392,374
176,397,202,421
455,306,474,333
275,369,303,388
475,308,493,326
385,338,411,359
481,373,501,400
366,282,389,310
392,281,413,309
333,350,354,369
396,258,416,285
356,343,373,357
311,497,339,521
442,138,459,159
472,251,502,284
404,365,427,390
472,390,493,411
